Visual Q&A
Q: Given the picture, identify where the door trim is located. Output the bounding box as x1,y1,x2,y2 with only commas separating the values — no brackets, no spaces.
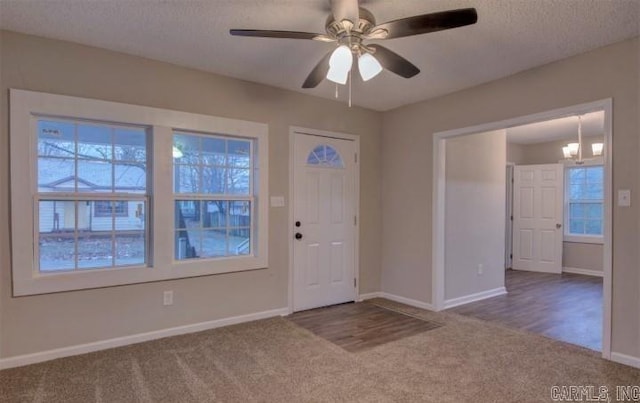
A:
288,126,360,314
431,99,613,360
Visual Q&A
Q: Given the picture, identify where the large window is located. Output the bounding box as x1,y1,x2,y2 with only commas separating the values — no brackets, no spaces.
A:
37,119,147,272
173,132,253,260
565,165,604,243
10,89,268,296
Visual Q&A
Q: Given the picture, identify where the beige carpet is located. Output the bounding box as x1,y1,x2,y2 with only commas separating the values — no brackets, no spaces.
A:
1,299,638,402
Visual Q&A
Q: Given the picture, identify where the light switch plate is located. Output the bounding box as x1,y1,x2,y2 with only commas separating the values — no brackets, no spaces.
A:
270,196,285,207
618,189,631,207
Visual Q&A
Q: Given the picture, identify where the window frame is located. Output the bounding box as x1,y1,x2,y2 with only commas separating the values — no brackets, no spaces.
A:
563,160,604,244
10,89,269,296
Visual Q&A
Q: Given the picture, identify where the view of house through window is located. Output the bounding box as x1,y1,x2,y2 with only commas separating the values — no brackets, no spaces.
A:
566,165,604,237
173,132,253,260
37,119,148,272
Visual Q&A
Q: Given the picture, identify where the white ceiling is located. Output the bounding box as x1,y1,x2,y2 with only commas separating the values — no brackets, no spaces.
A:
1,0,639,111
506,110,604,144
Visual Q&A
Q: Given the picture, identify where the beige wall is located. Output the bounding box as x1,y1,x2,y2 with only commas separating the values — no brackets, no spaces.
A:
507,142,526,164
382,38,639,357
0,31,383,358
508,137,606,272
445,130,506,300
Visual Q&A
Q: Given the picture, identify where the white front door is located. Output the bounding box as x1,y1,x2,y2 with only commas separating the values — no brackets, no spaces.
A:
292,133,357,311
512,164,564,273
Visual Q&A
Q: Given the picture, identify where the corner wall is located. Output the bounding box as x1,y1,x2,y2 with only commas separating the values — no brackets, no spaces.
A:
381,37,640,358
0,30,383,358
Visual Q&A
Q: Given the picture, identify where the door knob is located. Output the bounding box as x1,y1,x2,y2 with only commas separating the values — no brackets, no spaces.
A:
295,233,303,240
556,223,562,229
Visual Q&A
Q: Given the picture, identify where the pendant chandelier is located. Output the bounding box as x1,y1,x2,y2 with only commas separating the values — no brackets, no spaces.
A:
562,115,603,164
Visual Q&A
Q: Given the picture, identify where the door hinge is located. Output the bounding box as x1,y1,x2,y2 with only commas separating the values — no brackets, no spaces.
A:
354,215,357,225
510,253,513,259
354,278,357,288
354,153,358,163
510,215,513,221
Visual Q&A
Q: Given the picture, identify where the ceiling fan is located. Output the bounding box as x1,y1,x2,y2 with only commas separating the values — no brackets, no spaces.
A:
230,0,478,88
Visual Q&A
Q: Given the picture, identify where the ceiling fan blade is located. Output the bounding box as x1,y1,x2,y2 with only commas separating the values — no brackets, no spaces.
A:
373,8,477,39
302,50,333,89
369,45,420,78
330,0,359,24
230,29,334,42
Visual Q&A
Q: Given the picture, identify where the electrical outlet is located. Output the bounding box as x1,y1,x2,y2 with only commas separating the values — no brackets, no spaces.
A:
477,264,483,275
163,290,173,306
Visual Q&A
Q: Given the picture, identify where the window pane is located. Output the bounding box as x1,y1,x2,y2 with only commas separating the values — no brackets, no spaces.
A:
585,220,603,235
202,167,226,194
586,182,603,199
202,137,226,166
173,134,200,163
38,158,75,192
586,166,603,182
77,233,113,269
175,165,201,193
569,219,585,234
77,159,112,192
229,228,250,256
115,163,146,193
586,203,603,219
77,123,112,160
203,201,227,228
39,234,76,272
38,120,75,157
228,140,251,168
227,168,250,195
115,232,145,266
202,229,227,258
114,128,146,162
39,200,75,234
229,201,250,227
175,229,201,260
569,203,585,219
569,184,586,200
568,168,586,184
175,200,200,229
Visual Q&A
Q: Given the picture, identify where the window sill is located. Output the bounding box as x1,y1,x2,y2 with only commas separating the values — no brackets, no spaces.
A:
13,256,268,296
564,235,604,245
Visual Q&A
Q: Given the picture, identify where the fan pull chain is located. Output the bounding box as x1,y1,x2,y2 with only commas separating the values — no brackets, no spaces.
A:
335,83,339,98
348,70,352,108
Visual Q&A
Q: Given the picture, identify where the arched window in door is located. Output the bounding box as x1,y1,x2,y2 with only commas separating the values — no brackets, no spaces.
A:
306,145,344,168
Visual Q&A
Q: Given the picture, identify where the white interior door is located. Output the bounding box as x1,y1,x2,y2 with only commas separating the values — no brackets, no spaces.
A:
512,164,564,273
292,133,357,311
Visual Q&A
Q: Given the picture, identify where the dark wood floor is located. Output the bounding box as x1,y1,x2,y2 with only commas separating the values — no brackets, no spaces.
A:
448,269,603,351
288,302,442,353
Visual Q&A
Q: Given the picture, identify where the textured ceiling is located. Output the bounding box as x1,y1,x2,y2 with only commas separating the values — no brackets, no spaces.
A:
506,111,604,145
1,0,639,111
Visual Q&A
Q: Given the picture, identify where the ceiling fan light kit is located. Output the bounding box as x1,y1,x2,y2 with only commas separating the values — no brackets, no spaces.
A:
327,45,353,84
358,52,383,81
230,0,478,98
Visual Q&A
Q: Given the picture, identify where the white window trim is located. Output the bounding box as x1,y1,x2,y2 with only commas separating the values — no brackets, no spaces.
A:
10,89,269,296
562,159,604,245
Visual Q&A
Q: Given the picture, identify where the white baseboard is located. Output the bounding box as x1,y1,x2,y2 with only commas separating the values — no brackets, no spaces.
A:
0,307,289,370
357,291,383,301
562,267,604,277
611,352,640,369
443,287,507,309
359,291,435,311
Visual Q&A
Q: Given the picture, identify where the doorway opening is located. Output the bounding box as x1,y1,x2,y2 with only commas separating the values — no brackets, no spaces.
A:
432,99,612,358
